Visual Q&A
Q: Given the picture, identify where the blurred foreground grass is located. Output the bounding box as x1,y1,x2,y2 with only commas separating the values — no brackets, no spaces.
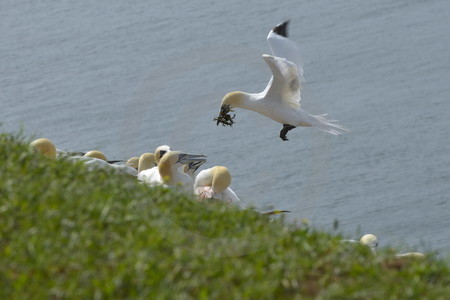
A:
0,133,449,299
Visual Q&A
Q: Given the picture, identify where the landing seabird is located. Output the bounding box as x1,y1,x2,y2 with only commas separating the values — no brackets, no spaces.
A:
215,21,347,141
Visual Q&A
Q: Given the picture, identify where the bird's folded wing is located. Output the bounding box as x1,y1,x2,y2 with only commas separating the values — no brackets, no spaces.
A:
262,55,301,108
267,31,304,82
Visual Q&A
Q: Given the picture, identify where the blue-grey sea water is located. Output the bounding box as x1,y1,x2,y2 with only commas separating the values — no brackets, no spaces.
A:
1,0,449,256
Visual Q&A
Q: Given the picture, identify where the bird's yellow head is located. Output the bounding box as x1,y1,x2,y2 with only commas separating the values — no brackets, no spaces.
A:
126,157,140,169
84,150,107,161
154,145,171,164
138,153,156,172
159,151,207,184
30,138,56,159
211,166,232,193
214,91,244,127
360,234,378,248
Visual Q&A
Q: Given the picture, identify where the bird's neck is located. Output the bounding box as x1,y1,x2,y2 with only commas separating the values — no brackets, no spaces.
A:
237,92,271,116
158,161,174,183
159,163,192,186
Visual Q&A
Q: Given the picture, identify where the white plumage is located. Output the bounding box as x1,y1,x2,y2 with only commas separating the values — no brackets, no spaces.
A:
139,150,207,192
216,21,347,141
194,166,242,207
137,145,171,184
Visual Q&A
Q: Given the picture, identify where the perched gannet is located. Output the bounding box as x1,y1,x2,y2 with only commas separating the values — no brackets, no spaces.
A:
341,234,378,254
137,146,171,179
215,21,347,141
83,150,126,164
77,157,136,176
154,145,171,164
360,234,378,252
30,138,57,158
126,157,140,170
395,252,425,258
139,151,206,192
194,166,243,207
63,150,136,176
137,153,156,173
84,150,107,161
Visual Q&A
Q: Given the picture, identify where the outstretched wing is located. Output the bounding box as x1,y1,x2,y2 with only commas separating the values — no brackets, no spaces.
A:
267,22,304,82
261,55,301,108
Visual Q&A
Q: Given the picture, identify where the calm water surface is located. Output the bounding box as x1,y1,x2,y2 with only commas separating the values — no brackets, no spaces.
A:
1,0,449,256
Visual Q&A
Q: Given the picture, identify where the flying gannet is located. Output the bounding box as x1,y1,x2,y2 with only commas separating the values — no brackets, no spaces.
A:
215,20,347,141
140,150,207,192
194,166,243,207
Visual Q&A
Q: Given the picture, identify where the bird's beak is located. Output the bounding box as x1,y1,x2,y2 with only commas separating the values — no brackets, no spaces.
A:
177,153,207,165
187,160,206,172
260,210,291,215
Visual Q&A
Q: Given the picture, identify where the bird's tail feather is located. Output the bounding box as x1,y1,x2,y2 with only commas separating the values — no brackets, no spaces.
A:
308,113,349,135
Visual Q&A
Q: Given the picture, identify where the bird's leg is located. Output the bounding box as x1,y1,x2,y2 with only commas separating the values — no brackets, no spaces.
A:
280,124,296,141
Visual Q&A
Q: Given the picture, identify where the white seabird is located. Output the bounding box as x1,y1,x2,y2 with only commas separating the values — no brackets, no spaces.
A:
395,252,425,258
341,233,378,254
154,145,171,164
137,145,171,182
65,150,136,176
30,138,57,159
137,153,156,173
139,150,206,192
84,150,108,161
126,157,140,170
194,166,243,207
215,20,347,141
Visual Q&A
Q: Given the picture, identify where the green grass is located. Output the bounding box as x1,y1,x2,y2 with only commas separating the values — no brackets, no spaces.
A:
0,133,449,299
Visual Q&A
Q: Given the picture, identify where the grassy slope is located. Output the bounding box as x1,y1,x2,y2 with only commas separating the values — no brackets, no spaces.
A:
0,133,449,299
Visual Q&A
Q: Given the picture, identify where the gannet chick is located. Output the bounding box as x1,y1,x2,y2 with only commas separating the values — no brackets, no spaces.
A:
138,153,156,173
194,166,242,207
215,21,347,141
126,157,140,170
140,151,206,192
30,138,56,159
83,150,107,161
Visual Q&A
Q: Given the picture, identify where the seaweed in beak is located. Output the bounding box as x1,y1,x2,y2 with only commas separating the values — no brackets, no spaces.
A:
214,104,236,127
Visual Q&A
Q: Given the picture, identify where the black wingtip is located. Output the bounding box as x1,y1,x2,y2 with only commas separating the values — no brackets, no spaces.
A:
272,20,290,37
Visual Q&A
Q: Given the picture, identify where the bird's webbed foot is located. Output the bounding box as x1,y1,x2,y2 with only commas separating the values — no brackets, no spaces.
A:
280,124,296,141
